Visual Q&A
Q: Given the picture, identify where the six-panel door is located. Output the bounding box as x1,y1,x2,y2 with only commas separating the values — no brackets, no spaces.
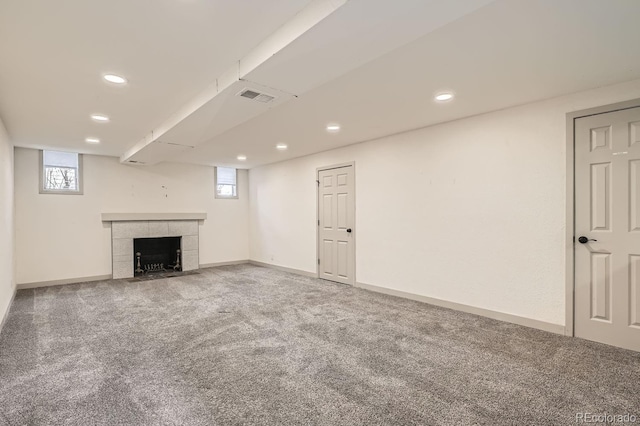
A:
318,165,355,285
575,107,640,351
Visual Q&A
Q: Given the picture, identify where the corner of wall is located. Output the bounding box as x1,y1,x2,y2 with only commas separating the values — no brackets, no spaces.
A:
0,115,15,332
11,144,15,298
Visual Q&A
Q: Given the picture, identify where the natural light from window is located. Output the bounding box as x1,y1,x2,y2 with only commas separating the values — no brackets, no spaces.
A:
42,150,80,192
215,167,237,198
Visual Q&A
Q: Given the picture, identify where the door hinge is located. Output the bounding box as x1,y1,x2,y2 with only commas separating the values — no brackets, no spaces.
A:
318,219,320,226
316,179,320,186
318,258,320,265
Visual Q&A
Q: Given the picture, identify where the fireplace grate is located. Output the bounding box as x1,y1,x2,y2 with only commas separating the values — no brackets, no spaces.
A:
126,270,199,282
133,236,182,277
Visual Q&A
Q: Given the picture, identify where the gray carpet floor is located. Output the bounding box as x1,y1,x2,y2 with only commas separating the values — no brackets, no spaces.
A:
0,264,638,425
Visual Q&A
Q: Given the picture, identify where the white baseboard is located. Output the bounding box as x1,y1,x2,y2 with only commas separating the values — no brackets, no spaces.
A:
13,261,566,336
355,281,565,335
247,260,563,335
199,260,249,269
248,260,317,278
0,286,17,336
17,274,112,290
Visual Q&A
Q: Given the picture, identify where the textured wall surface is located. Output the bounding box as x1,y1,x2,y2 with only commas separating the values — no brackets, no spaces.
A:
14,149,249,284
0,118,14,324
249,79,640,326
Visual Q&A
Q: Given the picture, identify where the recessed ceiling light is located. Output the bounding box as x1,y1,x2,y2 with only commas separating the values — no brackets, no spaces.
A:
91,114,109,122
435,92,454,102
326,124,341,133
237,155,247,161
85,137,100,144
103,74,127,84
276,143,288,150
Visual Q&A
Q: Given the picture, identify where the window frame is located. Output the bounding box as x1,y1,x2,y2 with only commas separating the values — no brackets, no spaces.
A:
39,150,84,195
214,166,238,199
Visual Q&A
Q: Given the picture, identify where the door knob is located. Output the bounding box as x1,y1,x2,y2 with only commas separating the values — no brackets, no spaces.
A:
578,236,597,244
346,228,352,233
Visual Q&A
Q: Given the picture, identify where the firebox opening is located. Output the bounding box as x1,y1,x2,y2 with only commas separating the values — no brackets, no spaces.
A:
133,236,181,276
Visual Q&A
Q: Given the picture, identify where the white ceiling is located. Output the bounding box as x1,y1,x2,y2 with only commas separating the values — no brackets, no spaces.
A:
2,0,640,169
0,0,311,153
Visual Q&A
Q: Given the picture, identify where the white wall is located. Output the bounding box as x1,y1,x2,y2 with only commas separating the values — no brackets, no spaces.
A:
0,118,15,322
14,149,249,285
249,78,640,327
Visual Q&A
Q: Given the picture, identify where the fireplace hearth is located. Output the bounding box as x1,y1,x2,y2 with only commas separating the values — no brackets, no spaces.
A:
134,236,181,276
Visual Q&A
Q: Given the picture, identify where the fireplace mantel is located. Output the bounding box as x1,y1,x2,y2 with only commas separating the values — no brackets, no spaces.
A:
102,213,206,222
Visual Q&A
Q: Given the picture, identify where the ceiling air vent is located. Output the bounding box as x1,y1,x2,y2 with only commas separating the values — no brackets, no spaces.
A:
238,88,276,103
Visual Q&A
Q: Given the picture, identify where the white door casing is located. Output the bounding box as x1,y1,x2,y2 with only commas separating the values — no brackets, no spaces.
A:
317,164,355,285
574,106,640,352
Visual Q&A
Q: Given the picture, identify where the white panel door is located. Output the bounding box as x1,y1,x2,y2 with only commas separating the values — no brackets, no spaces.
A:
318,165,355,285
575,106,640,351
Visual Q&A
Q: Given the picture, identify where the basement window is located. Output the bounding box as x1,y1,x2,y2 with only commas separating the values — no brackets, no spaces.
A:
39,150,83,194
215,167,237,199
